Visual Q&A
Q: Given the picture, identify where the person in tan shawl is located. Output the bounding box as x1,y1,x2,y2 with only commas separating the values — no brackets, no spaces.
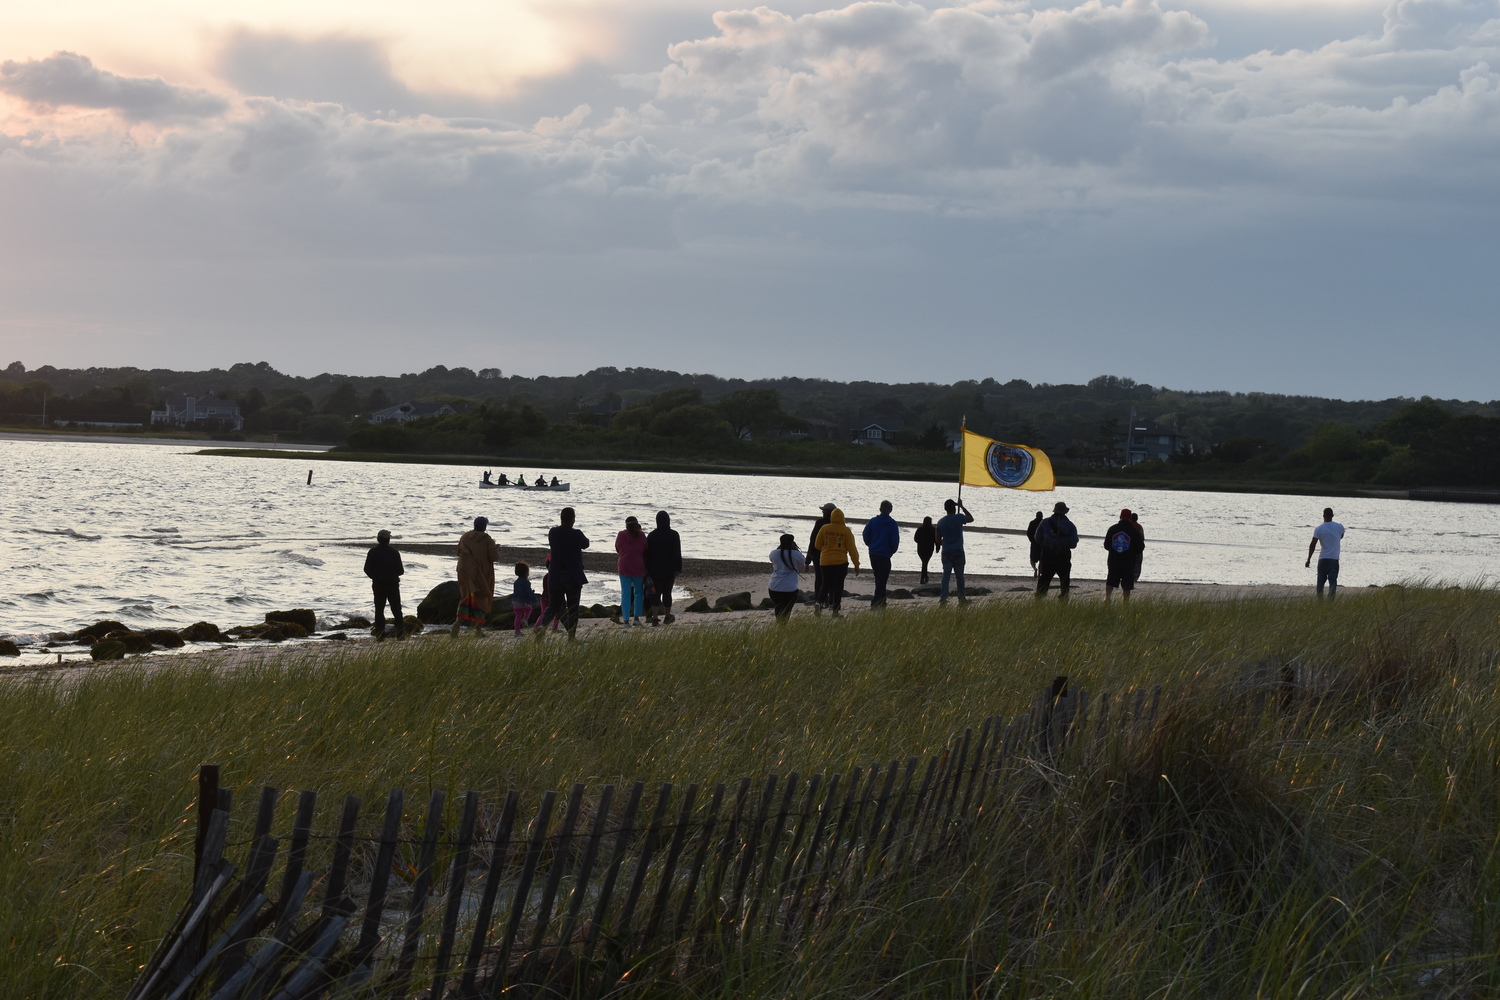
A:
452,516,501,636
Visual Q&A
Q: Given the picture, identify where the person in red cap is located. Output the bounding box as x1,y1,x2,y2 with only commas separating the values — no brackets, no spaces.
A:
1103,508,1144,603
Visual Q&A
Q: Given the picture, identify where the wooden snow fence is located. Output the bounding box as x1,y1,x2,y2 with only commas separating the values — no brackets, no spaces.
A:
127,676,1180,1000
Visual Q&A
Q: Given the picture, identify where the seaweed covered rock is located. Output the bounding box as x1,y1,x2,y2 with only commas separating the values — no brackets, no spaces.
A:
179,621,226,643
401,616,424,635
328,617,371,631
142,629,186,649
684,597,712,613
713,592,754,612
0,639,20,657
91,639,127,661
75,620,129,641
265,609,317,633
417,581,461,625
105,631,156,655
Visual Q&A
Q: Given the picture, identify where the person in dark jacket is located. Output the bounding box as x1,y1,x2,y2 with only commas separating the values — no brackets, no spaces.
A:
1103,508,1145,603
1034,502,1079,600
862,500,900,607
913,516,937,584
542,507,590,639
1026,511,1044,578
808,502,835,609
363,529,405,640
645,510,683,626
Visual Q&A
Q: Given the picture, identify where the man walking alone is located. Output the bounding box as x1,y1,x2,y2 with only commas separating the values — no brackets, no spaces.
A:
364,529,405,640
935,498,974,603
1306,507,1346,599
862,500,900,608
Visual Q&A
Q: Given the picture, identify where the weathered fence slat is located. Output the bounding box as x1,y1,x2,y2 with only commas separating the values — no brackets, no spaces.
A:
643,782,699,947
391,789,446,987
583,780,644,957
458,788,519,997
525,782,586,965
429,790,480,1000
321,795,363,919
351,788,406,972
491,788,557,996
671,781,722,942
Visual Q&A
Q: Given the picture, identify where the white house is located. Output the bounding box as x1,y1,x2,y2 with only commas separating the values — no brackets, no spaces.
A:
368,401,458,424
151,395,244,430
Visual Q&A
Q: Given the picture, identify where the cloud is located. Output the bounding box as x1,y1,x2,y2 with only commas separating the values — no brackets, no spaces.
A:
3,1,1500,395
213,30,420,116
0,51,228,121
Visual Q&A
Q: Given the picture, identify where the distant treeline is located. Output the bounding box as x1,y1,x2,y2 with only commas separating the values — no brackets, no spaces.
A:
3,361,1498,486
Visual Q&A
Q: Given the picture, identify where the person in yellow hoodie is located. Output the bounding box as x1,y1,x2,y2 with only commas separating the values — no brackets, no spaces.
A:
814,507,861,618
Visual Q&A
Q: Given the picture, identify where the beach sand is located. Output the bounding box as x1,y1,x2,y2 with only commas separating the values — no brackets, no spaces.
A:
3,555,1316,685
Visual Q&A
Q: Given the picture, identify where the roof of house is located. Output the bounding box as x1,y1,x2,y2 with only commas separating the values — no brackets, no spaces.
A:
853,419,904,432
161,394,239,409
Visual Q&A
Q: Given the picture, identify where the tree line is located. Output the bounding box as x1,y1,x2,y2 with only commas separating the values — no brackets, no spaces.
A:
3,361,1497,486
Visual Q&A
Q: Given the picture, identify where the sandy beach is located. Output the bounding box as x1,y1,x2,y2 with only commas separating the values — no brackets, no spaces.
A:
3,551,1317,685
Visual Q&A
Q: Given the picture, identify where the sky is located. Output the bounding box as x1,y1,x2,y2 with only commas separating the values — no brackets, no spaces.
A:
1,0,1497,400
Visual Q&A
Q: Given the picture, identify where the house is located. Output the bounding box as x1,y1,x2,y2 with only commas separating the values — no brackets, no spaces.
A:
943,431,963,453
1125,419,1186,464
851,420,903,445
368,401,458,425
150,394,244,431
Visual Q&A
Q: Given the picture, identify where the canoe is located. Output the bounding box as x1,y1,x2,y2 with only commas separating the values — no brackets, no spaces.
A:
479,481,571,491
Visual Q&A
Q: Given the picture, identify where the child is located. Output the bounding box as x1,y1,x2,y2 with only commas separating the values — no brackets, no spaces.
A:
512,562,538,635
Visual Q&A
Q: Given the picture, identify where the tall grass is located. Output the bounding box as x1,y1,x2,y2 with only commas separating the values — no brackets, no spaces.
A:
3,589,1499,997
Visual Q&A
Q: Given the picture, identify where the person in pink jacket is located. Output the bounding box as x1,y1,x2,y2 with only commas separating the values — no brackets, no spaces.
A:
615,515,650,626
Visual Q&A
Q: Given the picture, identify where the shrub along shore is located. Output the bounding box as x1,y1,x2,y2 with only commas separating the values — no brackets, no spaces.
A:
3,589,1499,997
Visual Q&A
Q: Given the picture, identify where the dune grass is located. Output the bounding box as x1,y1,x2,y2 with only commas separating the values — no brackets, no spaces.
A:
3,588,1500,997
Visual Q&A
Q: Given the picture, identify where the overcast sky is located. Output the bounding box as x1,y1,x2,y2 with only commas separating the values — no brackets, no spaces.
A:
1,0,1497,399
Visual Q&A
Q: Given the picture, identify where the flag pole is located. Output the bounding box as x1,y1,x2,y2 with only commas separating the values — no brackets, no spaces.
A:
958,415,965,507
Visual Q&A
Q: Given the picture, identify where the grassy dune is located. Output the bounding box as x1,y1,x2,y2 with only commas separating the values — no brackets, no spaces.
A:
4,590,1500,997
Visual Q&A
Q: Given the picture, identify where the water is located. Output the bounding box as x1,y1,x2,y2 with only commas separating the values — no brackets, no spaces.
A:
2,438,1496,642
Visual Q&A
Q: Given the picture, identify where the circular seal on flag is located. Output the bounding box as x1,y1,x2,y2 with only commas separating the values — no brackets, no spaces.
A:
985,442,1034,488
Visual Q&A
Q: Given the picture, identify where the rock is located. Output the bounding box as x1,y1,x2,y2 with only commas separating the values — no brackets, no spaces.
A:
967,587,992,596
273,621,310,639
852,595,872,602
684,597,712,613
0,639,20,657
323,632,348,641
105,631,156,655
75,620,129,641
418,581,461,625
143,629,186,649
256,624,290,643
910,584,942,597
758,597,775,610
402,616,424,634
328,617,371,631
1007,586,1031,592
179,621,226,642
713,592,754,612
889,589,913,600
265,609,317,633
91,639,127,661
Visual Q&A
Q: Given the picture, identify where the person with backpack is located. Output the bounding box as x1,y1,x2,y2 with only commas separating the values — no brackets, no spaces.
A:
1103,508,1145,603
913,516,937,584
767,533,806,622
1034,502,1079,600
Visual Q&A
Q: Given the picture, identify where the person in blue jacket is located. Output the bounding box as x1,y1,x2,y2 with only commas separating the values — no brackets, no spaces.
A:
862,500,901,607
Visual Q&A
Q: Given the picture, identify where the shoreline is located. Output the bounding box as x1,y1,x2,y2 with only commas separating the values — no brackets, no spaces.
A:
1,557,1350,682
0,430,335,451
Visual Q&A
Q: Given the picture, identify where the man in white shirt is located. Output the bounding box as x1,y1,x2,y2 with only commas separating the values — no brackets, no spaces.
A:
1305,507,1346,598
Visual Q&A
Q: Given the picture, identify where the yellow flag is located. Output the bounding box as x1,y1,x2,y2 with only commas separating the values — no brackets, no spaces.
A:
960,428,1055,491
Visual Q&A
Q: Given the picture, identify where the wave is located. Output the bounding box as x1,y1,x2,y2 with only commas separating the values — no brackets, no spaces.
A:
150,527,180,534
32,528,101,541
273,550,326,568
22,590,55,601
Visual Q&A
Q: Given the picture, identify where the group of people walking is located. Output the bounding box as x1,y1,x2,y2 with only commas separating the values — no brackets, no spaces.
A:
360,498,1352,638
